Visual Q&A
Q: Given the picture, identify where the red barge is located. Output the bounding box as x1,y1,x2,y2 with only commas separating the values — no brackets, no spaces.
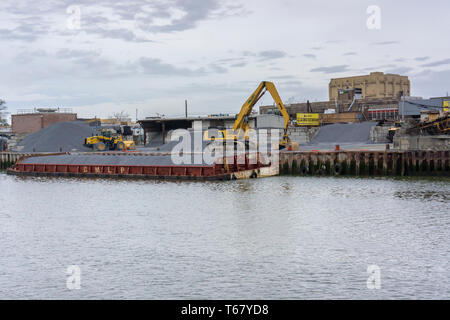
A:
7,152,277,180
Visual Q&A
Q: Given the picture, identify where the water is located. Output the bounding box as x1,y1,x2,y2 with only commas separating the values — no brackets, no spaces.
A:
0,173,449,299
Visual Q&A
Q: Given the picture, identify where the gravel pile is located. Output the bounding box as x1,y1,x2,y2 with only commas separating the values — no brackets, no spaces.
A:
17,121,97,152
22,154,214,166
310,122,376,144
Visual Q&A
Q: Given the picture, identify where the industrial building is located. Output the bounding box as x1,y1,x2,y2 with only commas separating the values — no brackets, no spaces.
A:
260,97,400,119
260,72,411,122
11,108,77,134
329,72,410,100
138,114,284,146
398,97,449,118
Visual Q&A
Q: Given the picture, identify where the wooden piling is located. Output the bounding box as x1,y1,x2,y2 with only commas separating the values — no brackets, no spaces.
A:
279,150,450,177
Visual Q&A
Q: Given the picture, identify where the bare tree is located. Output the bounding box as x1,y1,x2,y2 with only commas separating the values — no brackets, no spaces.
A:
0,99,8,125
286,96,297,105
111,110,130,123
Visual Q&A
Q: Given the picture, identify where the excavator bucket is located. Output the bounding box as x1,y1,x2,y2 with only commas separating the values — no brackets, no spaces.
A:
286,142,300,151
123,140,136,150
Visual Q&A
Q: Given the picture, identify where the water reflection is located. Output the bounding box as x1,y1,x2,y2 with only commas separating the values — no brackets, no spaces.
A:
394,190,448,203
0,173,449,299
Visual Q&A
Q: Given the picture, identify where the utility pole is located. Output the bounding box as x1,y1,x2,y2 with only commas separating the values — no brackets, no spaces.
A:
401,95,405,121
185,100,188,118
136,108,138,122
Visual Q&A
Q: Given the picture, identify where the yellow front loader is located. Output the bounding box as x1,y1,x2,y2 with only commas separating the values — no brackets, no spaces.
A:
84,129,135,151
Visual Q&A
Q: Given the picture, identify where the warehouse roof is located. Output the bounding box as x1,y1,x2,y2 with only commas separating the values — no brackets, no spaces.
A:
400,98,443,116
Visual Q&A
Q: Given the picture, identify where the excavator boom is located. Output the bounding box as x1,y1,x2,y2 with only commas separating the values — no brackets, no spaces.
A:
203,81,298,149
233,81,290,131
232,81,295,149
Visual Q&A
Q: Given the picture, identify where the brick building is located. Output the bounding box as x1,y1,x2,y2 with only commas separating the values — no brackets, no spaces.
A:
12,108,77,134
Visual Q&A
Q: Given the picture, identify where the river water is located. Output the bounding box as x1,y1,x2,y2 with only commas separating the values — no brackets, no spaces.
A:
0,173,449,299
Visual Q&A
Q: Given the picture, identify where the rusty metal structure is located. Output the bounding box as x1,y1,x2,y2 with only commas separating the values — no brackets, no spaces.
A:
416,114,450,135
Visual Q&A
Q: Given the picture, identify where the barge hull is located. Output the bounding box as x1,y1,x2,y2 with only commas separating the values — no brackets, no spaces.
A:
7,152,274,180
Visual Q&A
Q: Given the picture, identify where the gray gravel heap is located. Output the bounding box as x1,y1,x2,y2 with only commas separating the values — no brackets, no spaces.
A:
21,154,214,166
17,121,97,152
310,122,377,144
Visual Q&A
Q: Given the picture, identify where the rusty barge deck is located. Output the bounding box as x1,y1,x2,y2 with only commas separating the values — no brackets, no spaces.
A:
6,152,274,180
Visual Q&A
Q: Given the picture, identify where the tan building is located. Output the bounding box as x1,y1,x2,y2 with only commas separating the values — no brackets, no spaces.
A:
329,72,410,101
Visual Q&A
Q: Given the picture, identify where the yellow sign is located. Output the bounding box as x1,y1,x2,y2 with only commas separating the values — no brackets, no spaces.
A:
444,101,449,112
297,113,320,126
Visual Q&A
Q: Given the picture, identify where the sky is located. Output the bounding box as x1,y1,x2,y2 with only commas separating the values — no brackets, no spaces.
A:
1,0,449,121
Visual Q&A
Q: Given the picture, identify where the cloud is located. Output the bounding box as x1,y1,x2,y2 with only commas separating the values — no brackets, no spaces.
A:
414,56,430,61
208,63,228,74
230,62,246,68
0,18,47,42
280,80,303,87
136,0,224,33
86,27,153,43
0,0,243,44
212,56,247,68
371,41,399,46
268,75,296,80
258,50,287,61
310,65,349,73
421,58,450,67
413,69,450,97
325,40,345,44
385,67,413,74
1,1,448,118
239,50,288,61
55,49,99,59
138,57,206,76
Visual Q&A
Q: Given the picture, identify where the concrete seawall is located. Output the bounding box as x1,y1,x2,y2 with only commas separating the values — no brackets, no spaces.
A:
279,150,450,176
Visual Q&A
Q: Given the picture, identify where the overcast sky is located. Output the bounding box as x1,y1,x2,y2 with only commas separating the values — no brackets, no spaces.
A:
1,0,449,120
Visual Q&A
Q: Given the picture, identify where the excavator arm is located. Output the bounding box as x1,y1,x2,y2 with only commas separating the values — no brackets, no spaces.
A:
233,81,292,147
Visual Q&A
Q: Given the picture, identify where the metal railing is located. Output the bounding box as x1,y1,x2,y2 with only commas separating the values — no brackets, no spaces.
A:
16,107,74,114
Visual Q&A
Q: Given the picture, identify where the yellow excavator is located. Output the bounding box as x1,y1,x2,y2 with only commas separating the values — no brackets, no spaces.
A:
84,128,136,151
204,81,299,150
